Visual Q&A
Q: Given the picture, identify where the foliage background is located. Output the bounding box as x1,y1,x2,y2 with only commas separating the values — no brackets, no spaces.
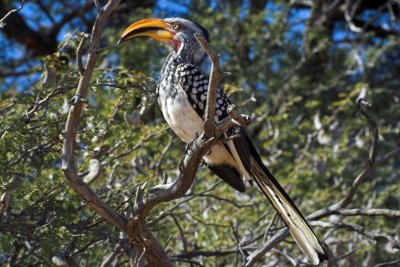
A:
0,0,399,266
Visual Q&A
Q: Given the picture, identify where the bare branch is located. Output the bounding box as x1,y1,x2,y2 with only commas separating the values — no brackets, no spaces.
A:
194,33,222,137
170,214,190,258
374,259,400,267
100,244,122,267
374,145,400,165
245,229,289,267
308,97,396,220
334,208,400,218
312,221,400,250
173,248,243,259
245,88,400,265
25,86,65,122
61,16,247,266
77,34,89,76
0,0,25,28
217,105,252,136
61,0,124,230
121,30,254,266
155,136,174,179
344,0,363,33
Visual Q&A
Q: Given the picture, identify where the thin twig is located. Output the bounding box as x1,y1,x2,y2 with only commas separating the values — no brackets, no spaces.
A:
77,34,89,76
170,214,191,265
309,96,385,220
334,208,400,218
0,0,26,28
244,76,400,266
217,105,252,136
374,259,400,267
61,0,125,233
245,229,289,267
25,86,65,122
155,136,174,179
311,221,400,250
194,33,222,137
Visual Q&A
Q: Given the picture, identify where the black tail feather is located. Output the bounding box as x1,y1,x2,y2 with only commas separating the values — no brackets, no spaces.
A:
246,136,328,265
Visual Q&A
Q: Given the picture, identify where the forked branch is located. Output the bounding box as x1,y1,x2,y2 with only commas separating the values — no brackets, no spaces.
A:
62,16,250,266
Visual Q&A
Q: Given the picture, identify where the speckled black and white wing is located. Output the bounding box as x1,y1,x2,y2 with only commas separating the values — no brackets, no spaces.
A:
175,63,231,120
175,63,252,179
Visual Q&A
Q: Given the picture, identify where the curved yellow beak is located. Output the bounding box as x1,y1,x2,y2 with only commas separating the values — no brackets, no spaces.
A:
118,18,174,45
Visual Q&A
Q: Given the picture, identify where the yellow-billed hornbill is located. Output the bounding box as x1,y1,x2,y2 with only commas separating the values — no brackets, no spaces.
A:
119,18,328,265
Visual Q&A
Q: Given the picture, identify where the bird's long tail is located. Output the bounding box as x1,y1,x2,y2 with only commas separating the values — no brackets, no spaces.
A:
250,157,328,265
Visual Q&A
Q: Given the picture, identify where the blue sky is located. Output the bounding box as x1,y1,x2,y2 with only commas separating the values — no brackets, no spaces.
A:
1,0,392,92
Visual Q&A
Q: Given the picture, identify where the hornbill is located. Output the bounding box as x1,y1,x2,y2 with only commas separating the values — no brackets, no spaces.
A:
119,18,328,265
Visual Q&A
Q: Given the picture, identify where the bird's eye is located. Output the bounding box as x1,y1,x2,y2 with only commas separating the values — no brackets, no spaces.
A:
172,23,180,30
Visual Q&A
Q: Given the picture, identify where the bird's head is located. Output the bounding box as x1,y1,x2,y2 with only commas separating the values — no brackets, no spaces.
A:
119,18,210,65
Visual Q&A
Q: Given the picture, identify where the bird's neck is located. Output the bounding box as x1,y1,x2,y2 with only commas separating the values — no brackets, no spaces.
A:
161,49,205,78
166,38,206,64
160,52,179,79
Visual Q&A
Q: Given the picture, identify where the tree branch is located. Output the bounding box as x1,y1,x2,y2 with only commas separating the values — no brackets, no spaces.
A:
312,221,400,250
194,33,222,137
61,0,125,231
0,0,25,28
244,83,400,266
333,208,400,218
245,229,289,267
62,19,251,266
76,34,89,76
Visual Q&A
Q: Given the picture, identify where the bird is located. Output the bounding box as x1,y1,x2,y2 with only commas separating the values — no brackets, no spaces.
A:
119,17,328,265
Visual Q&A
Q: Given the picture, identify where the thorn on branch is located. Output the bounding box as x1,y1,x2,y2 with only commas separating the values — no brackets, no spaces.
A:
135,181,148,206
183,138,196,157
179,141,194,173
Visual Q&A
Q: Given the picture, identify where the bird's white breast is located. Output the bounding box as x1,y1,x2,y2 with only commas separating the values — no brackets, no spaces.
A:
158,75,240,171
158,85,203,143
